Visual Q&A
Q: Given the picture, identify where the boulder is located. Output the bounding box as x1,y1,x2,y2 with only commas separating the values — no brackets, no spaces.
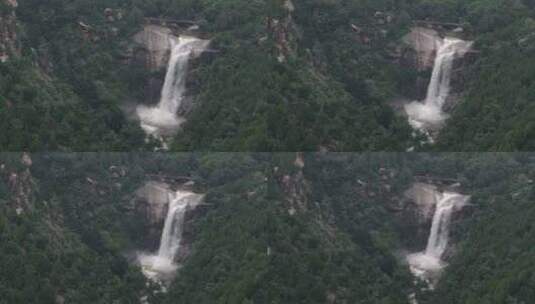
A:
135,181,171,226
0,1,20,62
404,182,438,221
133,25,174,71
402,27,442,71
21,153,32,167
5,0,17,7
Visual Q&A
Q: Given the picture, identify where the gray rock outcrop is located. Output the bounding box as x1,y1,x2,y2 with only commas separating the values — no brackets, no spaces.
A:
133,25,174,71
402,27,442,72
0,0,20,62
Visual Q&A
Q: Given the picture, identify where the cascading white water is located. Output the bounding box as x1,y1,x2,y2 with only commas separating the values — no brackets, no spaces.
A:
136,36,209,140
405,37,472,139
137,190,203,283
156,191,198,262
407,190,469,288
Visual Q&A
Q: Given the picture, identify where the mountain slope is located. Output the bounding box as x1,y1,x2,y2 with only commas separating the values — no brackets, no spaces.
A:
3,0,535,150
2,153,535,303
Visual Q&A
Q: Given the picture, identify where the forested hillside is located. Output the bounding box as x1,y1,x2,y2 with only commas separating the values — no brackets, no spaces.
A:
0,153,414,303
1,0,534,150
433,0,535,150
0,0,148,150
1,153,535,303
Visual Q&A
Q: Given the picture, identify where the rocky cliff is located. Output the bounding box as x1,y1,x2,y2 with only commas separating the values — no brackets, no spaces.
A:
0,0,20,62
130,24,211,109
134,180,208,258
402,27,442,72
401,26,475,107
131,25,173,105
176,201,209,263
0,153,34,215
134,181,171,248
273,153,309,216
398,182,470,253
133,25,174,71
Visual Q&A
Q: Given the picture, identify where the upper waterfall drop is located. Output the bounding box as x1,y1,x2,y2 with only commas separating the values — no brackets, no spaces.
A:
424,192,468,258
405,37,473,140
406,189,469,288
137,189,204,284
157,191,196,262
136,35,210,141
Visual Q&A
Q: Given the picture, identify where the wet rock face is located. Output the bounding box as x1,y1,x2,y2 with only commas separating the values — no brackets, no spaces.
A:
400,27,475,109
398,182,471,254
134,181,208,256
176,203,210,263
443,51,477,112
131,25,212,109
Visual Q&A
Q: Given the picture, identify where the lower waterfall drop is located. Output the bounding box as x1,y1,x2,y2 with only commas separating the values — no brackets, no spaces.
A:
405,37,472,140
406,190,469,288
137,190,203,284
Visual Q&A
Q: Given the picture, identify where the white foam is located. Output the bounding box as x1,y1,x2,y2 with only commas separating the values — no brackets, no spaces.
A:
405,37,472,139
137,36,210,141
137,190,203,285
406,191,469,288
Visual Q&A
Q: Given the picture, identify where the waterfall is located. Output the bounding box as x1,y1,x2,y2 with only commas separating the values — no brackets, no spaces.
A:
407,190,469,288
137,189,203,283
424,192,467,258
157,191,194,261
405,37,472,139
137,36,210,140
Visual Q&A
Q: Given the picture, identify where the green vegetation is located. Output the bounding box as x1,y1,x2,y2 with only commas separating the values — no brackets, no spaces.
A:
3,0,535,149
2,0,535,150
422,154,535,303
0,154,148,303
0,0,149,150
0,153,414,303
171,0,416,151
2,153,535,303
436,0,535,150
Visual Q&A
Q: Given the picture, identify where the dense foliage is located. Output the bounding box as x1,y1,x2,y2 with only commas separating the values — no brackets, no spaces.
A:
435,0,535,150
0,154,148,303
2,153,535,303
168,155,412,303
0,0,151,150
1,0,534,150
171,0,416,151
422,154,535,303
